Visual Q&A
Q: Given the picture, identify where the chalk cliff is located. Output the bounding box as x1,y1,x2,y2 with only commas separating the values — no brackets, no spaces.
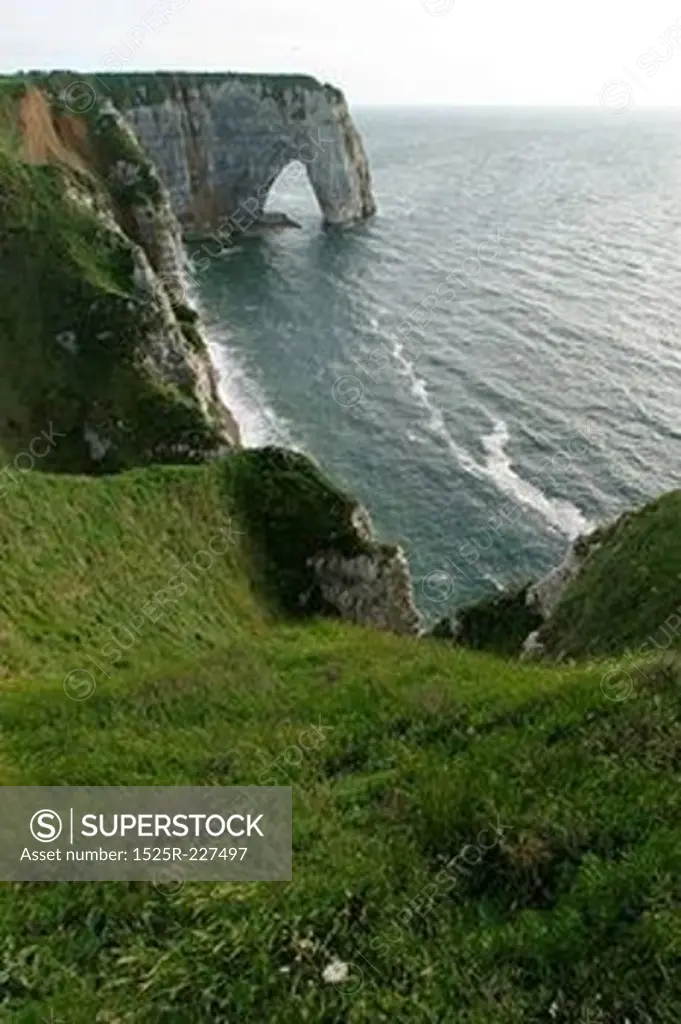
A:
94,72,376,233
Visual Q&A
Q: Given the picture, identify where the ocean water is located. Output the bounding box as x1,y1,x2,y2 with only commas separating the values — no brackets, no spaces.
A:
195,107,681,616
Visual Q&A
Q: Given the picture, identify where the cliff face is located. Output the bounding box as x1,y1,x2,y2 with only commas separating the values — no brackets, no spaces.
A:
522,494,681,661
0,79,238,472
94,72,376,233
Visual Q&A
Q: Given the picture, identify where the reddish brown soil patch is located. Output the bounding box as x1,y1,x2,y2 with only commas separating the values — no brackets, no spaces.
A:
19,89,85,171
54,111,92,166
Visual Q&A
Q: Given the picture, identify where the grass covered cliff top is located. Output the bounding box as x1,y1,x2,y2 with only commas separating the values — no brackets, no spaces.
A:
0,69,345,110
447,489,681,667
0,452,680,1022
538,490,681,659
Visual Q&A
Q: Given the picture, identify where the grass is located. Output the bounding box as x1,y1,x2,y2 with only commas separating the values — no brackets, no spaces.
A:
539,491,681,659
0,455,680,1022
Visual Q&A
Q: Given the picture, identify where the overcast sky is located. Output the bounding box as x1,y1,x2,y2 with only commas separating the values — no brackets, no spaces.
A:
5,0,681,108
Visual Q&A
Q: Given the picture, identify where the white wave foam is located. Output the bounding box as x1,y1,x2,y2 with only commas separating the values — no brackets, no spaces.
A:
208,334,296,449
386,331,588,537
183,274,296,449
481,420,589,539
388,343,489,478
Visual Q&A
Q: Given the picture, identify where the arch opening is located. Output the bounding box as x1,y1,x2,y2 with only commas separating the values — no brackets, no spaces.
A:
263,160,320,229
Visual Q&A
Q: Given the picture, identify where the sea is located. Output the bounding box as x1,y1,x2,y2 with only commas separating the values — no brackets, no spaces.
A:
193,107,681,618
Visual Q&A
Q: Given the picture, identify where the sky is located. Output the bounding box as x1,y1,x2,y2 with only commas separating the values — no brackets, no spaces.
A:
5,0,681,108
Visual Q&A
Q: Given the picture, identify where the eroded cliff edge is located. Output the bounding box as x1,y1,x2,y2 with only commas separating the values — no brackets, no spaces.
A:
0,79,239,471
87,72,376,232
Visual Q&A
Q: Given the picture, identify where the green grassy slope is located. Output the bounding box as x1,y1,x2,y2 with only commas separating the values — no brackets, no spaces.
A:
0,456,680,1023
539,490,681,660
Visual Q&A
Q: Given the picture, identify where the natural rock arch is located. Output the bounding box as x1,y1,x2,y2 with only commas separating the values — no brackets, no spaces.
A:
115,73,376,232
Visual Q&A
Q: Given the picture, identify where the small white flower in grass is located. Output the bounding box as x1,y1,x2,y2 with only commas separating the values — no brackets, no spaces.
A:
322,958,350,984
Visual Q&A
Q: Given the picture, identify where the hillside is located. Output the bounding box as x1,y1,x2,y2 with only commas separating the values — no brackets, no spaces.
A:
0,455,679,1022
442,490,681,677
536,490,681,660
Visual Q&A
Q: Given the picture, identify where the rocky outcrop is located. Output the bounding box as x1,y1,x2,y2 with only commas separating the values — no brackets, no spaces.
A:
231,448,421,637
526,543,593,622
95,72,376,232
90,97,239,449
311,507,423,636
521,527,610,659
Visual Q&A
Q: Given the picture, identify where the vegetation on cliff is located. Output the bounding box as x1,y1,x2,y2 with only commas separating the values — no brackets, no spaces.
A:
2,69,339,114
433,582,543,656
0,455,679,1022
0,81,235,472
230,447,372,614
536,491,681,659
448,492,681,666
88,70,333,109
